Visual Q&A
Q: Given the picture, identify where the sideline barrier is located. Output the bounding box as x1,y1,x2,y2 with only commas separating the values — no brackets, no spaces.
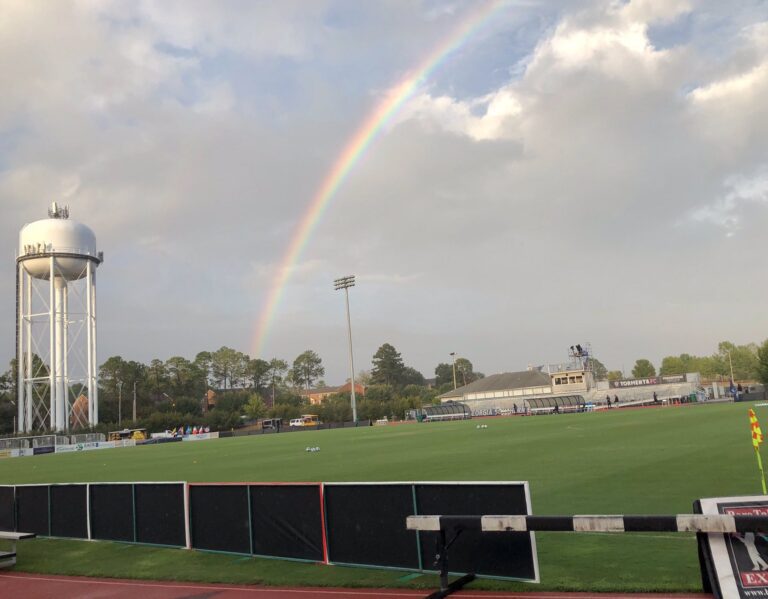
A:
0,480,535,582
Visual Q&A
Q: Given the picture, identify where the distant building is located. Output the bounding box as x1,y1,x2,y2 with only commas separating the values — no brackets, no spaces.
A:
440,366,699,415
439,370,556,415
299,382,366,406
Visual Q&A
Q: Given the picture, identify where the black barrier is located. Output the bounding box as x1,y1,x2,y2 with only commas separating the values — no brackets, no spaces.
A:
16,485,49,536
416,483,535,580
8,479,533,581
190,485,250,554
0,487,14,531
250,484,324,562
134,483,186,547
324,483,420,569
50,485,88,539
89,484,134,542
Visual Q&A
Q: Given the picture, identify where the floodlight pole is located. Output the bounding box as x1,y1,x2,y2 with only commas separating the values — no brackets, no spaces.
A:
117,380,123,427
132,381,137,422
334,275,357,422
725,349,735,383
450,352,457,390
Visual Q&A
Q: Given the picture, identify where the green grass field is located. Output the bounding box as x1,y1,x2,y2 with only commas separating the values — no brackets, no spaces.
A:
0,401,761,592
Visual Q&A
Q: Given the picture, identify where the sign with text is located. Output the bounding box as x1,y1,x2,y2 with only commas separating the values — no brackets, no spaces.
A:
610,374,687,388
698,495,768,598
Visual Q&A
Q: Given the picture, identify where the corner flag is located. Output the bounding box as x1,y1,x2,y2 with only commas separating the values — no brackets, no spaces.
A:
748,409,767,494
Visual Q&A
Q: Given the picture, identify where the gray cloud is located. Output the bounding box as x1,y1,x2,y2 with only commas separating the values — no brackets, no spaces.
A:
1,0,767,383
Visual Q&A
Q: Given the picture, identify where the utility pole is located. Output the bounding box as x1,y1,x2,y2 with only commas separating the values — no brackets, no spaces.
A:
334,275,357,422
117,380,123,427
132,381,137,422
450,352,457,390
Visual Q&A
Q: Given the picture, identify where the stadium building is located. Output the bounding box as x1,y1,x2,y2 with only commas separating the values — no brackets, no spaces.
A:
440,347,701,416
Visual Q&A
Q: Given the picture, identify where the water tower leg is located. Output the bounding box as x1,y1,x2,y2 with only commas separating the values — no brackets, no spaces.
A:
90,269,98,425
86,261,93,427
54,278,66,432
49,257,56,431
62,283,69,431
25,272,32,432
16,263,24,433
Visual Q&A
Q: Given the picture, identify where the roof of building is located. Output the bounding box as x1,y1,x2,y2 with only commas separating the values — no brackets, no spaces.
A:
297,386,338,396
440,370,552,399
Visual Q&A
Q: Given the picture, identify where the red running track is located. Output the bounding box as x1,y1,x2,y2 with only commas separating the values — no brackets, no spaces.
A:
0,572,712,598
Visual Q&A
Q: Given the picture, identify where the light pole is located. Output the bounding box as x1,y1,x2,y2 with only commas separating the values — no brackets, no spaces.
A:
725,350,735,381
117,380,123,427
450,352,457,390
132,381,137,422
334,275,357,422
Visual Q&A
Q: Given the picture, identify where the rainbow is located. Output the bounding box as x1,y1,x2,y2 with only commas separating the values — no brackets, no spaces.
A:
253,0,507,356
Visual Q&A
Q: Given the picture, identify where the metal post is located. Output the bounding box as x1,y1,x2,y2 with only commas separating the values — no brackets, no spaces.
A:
118,381,122,427
344,287,357,422
86,261,93,426
91,269,99,424
16,263,24,433
450,352,457,390
62,283,69,430
25,270,32,432
49,256,56,430
726,350,735,383
334,275,357,422
133,381,137,422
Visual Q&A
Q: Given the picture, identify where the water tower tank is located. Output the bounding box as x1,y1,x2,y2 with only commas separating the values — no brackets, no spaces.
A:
18,202,99,280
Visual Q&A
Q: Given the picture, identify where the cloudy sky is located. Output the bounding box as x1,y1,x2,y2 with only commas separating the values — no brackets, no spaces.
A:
2,0,767,383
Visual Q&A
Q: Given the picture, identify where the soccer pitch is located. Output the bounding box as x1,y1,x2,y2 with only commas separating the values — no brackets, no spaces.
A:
0,401,760,592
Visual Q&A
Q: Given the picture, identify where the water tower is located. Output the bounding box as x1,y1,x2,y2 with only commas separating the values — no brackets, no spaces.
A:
16,203,103,432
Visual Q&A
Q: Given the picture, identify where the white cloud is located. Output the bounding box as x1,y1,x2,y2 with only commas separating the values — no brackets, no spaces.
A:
690,168,768,235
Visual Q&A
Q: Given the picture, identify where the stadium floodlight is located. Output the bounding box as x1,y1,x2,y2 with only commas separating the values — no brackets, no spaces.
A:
450,352,457,390
334,275,357,422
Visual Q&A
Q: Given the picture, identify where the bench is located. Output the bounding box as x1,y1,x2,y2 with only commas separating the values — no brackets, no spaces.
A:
0,531,36,568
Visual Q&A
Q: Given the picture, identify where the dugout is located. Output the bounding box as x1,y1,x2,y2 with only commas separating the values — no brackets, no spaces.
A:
419,401,472,422
526,395,585,414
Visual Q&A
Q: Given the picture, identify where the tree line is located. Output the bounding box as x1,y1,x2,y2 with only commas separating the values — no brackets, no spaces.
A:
590,339,768,382
0,343,484,435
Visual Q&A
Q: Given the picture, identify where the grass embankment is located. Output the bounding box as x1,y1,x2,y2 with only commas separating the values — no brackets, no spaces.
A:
0,401,759,592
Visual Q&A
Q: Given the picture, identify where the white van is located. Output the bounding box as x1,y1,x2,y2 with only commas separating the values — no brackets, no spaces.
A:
289,418,305,427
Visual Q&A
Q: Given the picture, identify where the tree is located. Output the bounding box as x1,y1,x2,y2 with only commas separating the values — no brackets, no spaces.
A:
244,394,267,420
434,363,454,387
632,359,656,378
590,358,608,381
607,370,623,382
757,340,768,385
291,350,325,390
165,356,205,398
210,347,248,390
194,351,213,387
659,356,686,376
246,358,270,392
267,358,289,406
402,366,426,387
717,341,760,380
371,343,406,387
